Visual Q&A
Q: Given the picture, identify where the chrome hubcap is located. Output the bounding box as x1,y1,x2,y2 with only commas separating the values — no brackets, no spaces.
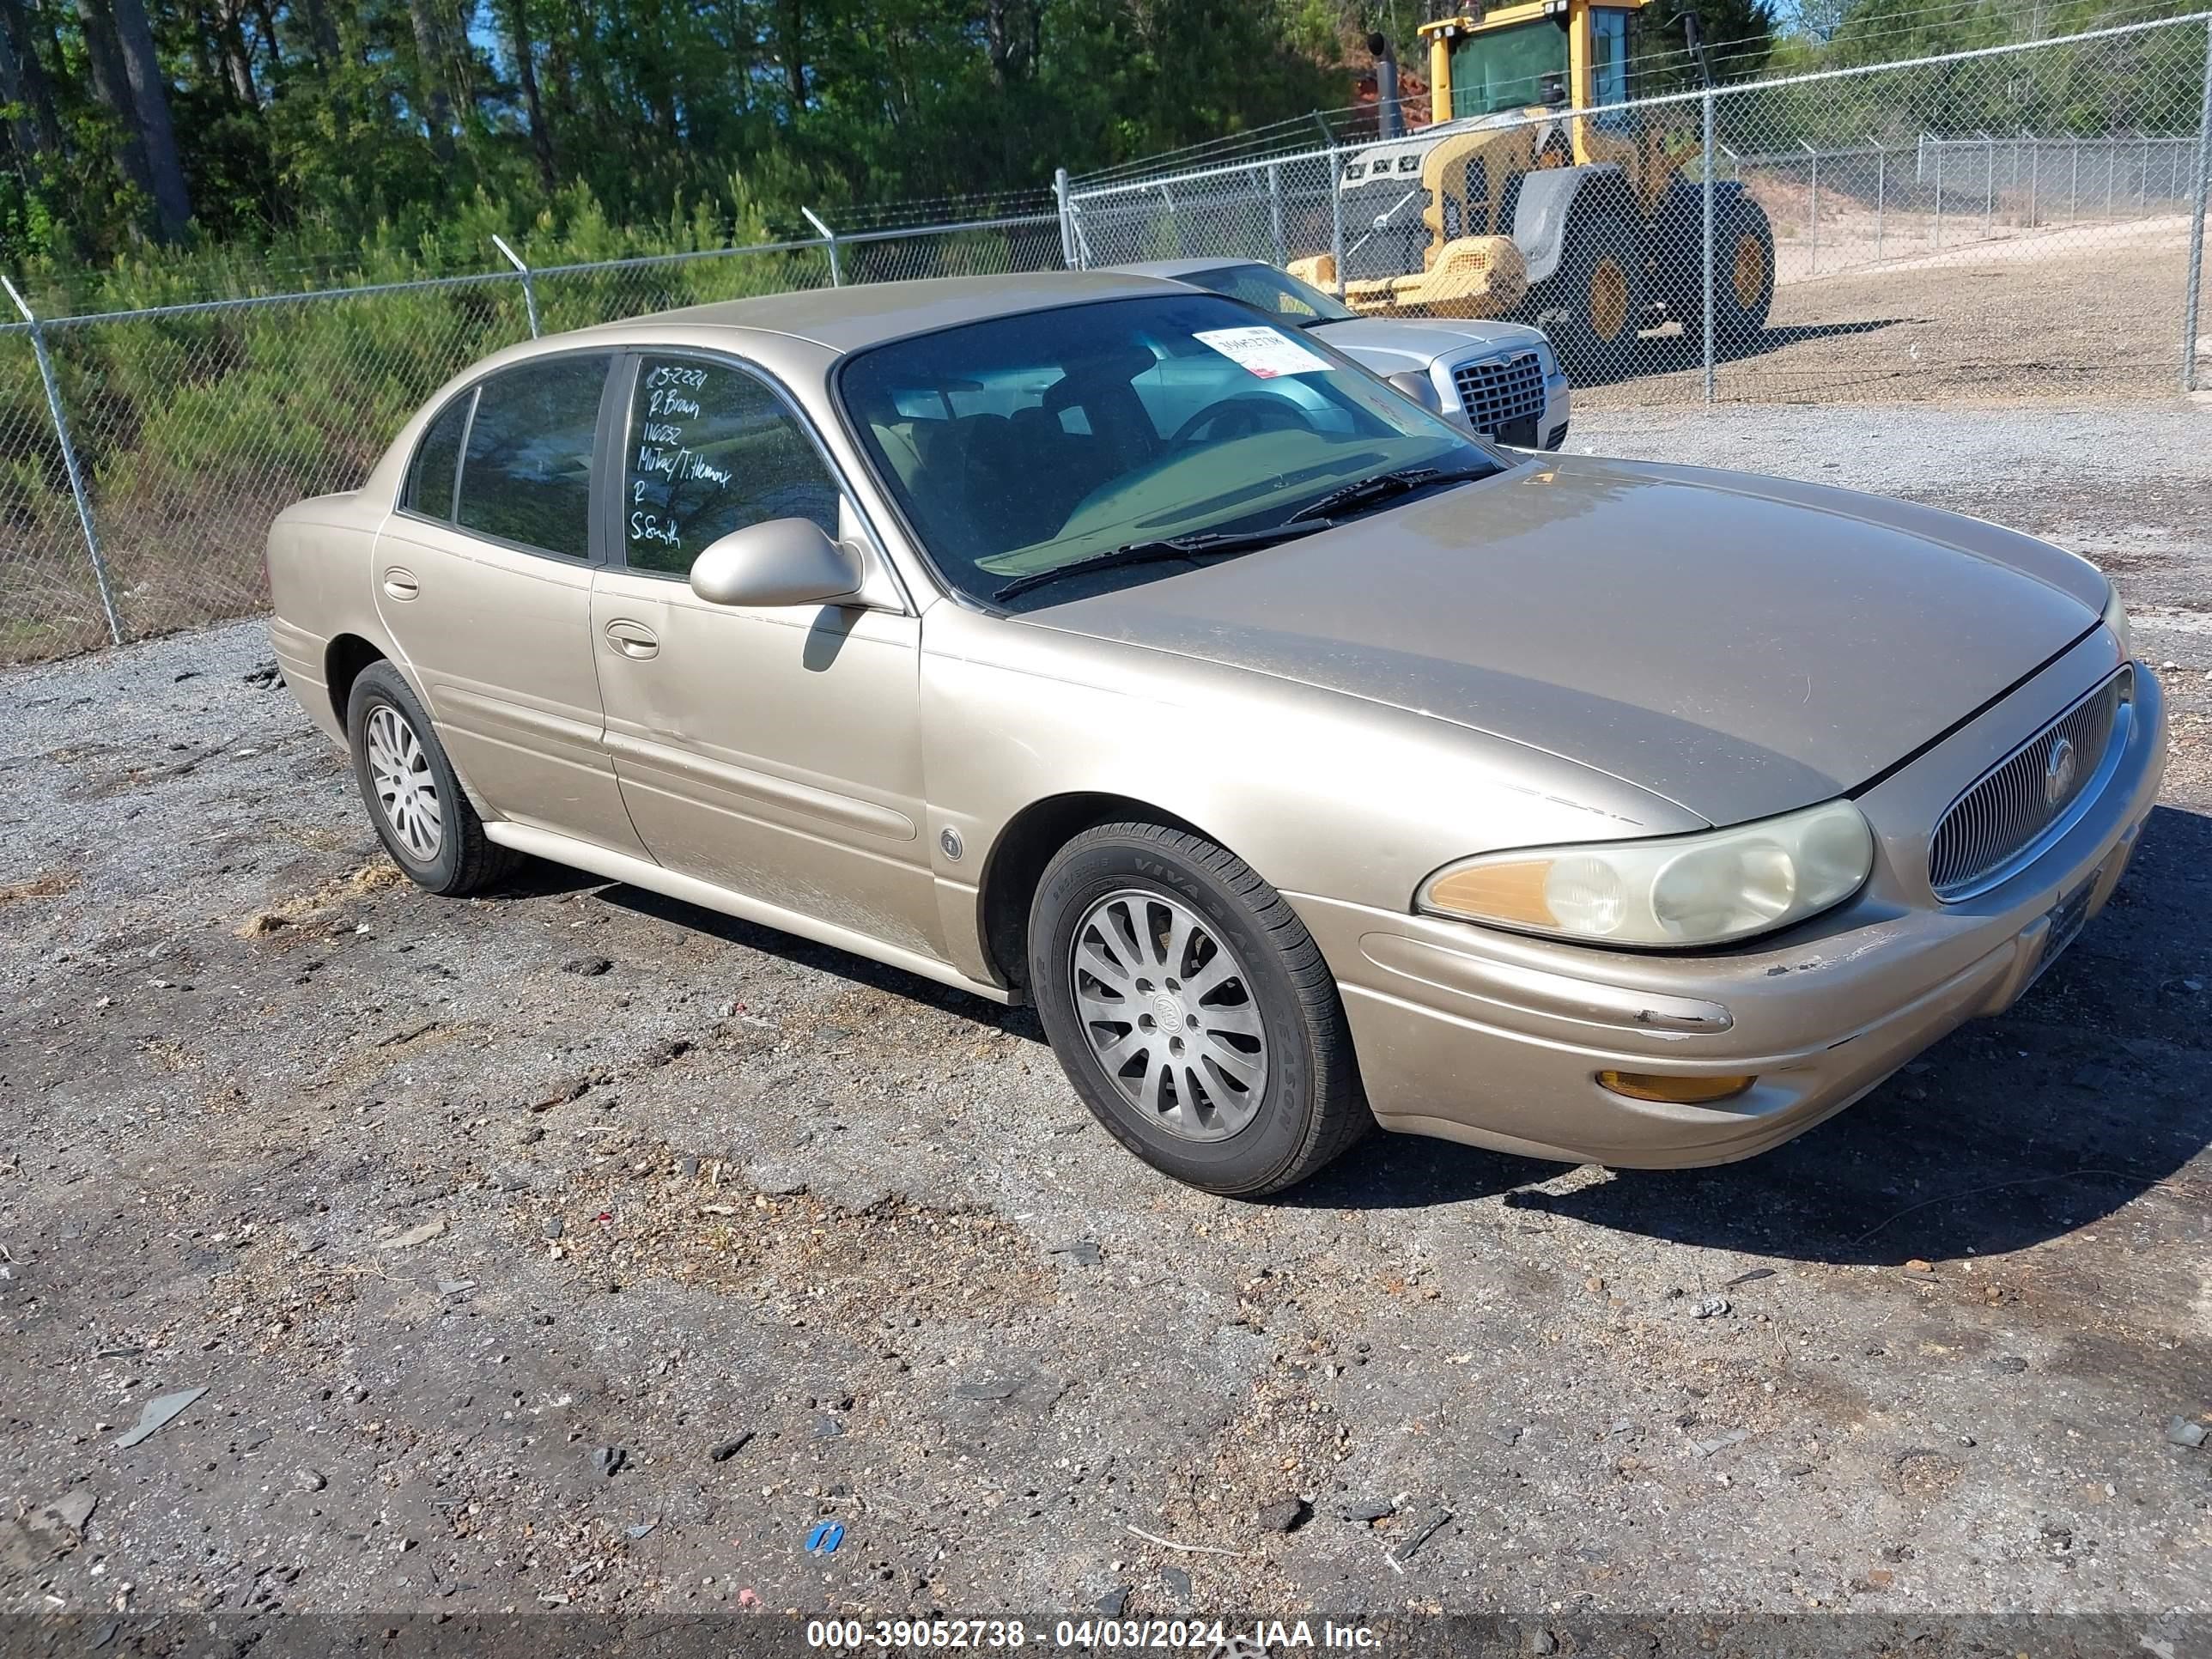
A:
366,703,442,862
1069,888,1269,1142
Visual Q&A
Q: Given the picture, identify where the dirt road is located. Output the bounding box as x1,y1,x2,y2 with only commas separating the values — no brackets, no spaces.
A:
1,404,2207,1644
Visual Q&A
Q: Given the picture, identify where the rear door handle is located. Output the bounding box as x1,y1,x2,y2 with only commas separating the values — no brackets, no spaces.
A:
381,567,420,601
604,618,660,659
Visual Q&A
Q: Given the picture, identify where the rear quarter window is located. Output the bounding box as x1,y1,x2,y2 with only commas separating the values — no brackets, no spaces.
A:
403,392,471,520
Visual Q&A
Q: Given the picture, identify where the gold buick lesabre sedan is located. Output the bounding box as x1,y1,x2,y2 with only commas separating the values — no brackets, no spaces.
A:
268,271,2165,1195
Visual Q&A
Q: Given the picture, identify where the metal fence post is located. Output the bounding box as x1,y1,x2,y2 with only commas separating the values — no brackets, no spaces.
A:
1328,147,1346,300
1054,167,1076,270
1267,162,1285,266
801,208,842,285
3,276,122,645
2071,133,2081,222
1068,191,1092,270
491,234,540,337
2106,139,2117,219
2184,14,2212,391
1802,140,1819,274
1702,88,1716,404
1982,131,1995,237
1873,137,1886,262
2026,128,2039,228
1935,139,1945,246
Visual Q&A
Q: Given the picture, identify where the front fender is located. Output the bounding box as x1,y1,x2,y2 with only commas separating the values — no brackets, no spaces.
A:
916,603,1698,979
1510,163,1627,285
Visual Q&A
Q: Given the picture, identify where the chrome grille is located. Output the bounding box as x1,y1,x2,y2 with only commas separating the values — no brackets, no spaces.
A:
1928,668,2129,900
1451,352,1547,436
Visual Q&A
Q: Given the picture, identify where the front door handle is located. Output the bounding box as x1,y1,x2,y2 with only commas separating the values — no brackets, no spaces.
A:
382,567,420,601
604,618,660,659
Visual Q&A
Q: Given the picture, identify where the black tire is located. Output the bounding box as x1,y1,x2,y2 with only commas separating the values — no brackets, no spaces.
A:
345,660,516,896
1539,212,1650,382
1027,822,1369,1197
1675,196,1775,356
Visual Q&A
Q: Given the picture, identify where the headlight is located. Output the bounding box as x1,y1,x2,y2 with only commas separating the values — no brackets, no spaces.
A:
2101,583,2132,660
1385,369,1444,415
1419,799,1875,948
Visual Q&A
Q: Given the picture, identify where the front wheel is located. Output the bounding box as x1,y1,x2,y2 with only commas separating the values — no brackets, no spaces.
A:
1539,213,1650,382
1027,823,1369,1196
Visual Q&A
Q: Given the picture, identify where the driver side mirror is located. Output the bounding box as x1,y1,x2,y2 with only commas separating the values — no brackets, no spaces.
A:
687,517,861,609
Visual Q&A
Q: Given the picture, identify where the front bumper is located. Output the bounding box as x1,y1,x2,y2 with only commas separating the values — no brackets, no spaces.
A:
1293,640,2166,1168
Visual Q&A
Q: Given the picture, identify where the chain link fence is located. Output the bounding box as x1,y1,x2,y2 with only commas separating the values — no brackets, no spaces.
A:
0,215,1064,665
2,18,2208,666
1065,12,2212,407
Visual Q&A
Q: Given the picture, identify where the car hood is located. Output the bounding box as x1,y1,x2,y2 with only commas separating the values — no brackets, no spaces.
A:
1314,315,1549,366
1020,454,2106,825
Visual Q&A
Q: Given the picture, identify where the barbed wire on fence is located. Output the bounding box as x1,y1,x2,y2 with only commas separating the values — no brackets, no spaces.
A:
2,11,2209,665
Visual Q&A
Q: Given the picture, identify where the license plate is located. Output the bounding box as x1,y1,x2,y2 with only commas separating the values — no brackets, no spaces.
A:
2020,872,2098,998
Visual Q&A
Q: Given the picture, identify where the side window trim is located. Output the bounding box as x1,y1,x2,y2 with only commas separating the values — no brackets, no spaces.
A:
588,353,637,570
606,345,908,612
447,387,478,523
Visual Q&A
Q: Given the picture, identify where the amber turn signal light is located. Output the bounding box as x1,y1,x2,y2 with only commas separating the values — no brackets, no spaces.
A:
1597,1070,1755,1105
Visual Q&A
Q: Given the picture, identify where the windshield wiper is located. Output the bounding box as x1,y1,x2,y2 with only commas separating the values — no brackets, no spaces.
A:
993,522,1329,604
1286,464,1491,526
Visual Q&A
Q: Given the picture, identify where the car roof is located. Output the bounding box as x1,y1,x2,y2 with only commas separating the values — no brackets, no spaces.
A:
580,270,1187,353
1107,257,1259,280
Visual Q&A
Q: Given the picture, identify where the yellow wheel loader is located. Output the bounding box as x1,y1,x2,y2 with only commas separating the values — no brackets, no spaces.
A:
1290,0,1775,376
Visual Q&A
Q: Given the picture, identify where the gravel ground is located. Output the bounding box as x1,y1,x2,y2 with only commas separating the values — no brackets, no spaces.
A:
1581,223,2201,408
1,404,2208,1641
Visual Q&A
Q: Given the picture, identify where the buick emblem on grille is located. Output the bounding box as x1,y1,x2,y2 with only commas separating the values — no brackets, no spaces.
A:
2043,735,2078,806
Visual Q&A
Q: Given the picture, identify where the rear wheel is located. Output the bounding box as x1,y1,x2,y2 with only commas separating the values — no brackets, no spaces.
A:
1541,213,1649,382
345,661,516,896
1027,823,1369,1196
1676,196,1775,355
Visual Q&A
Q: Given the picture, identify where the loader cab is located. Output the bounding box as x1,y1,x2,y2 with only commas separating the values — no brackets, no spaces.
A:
1420,0,1641,157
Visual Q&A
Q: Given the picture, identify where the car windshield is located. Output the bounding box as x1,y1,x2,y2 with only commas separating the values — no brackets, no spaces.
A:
1176,263,1358,327
840,294,1499,609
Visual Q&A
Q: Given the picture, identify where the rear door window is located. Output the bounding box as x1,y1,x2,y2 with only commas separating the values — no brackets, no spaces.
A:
622,356,841,577
453,354,611,559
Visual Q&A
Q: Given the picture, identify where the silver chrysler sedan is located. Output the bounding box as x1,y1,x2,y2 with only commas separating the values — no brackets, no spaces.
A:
1111,256,1571,449
267,271,2164,1197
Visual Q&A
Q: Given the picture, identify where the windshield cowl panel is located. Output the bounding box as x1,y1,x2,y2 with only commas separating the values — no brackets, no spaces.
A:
837,293,1500,611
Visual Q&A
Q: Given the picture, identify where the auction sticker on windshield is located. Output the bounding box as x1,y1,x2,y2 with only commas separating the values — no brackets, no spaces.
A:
1194,325,1333,379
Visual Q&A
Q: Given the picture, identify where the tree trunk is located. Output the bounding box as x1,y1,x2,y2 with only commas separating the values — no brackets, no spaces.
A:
0,0,65,161
983,0,1036,88
406,0,456,162
73,0,161,220
110,0,194,239
253,0,282,76
214,0,256,105
501,0,556,190
0,24,36,162
775,0,803,106
298,0,339,70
